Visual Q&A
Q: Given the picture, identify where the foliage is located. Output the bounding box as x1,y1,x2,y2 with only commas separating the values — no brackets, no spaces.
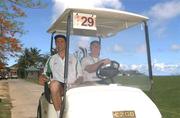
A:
17,47,49,78
0,98,11,118
0,82,11,118
0,0,46,69
18,47,42,68
40,53,50,67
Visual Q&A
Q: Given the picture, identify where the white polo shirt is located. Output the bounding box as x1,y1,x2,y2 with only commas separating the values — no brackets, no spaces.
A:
43,54,82,84
81,56,100,81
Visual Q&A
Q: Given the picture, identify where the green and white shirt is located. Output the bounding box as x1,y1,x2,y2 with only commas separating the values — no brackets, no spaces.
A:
43,54,82,84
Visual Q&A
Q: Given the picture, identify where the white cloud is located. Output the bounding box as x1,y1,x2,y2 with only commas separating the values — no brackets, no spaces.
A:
119,63,148,75
52,0,123,22
152,59,180,75
113,44,124,52
119,59,180,75
153,63,180,75
120,59,180,76
109,44,124,53
136,44,146,53
119,64,129,70
171,44,180,51
147,0,180,37
155,27,167,38
131,64,144,70
148,0,180,27
77,37,90,48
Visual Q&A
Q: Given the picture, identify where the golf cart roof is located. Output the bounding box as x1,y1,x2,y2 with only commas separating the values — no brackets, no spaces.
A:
48,8,149,37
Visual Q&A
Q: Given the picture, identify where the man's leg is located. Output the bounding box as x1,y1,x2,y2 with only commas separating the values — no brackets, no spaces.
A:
50,80,64,117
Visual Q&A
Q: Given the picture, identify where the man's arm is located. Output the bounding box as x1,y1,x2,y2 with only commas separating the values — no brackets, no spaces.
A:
84,59,111,73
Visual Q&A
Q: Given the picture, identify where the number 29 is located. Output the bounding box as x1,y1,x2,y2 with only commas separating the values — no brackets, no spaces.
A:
81,16,94,27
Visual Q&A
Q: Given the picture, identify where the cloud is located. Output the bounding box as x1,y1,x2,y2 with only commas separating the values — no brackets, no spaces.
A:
171,44,180,52
153,63,180,75
52,0,124,22
155,27,167,38
131,64,145,71
77,37,90,48
148,0,180,27
152,59,180,75
119,63,148,75
108,44,124,53
147,0,180,37
120,59,180,76
136,43,146,53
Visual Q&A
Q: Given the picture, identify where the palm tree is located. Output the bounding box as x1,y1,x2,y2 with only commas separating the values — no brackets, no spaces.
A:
18,47,42,68
29,48,42,66
17,47,50,78
38,53,50,68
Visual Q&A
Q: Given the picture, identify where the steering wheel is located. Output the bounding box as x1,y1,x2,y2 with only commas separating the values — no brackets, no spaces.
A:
96,61,120,82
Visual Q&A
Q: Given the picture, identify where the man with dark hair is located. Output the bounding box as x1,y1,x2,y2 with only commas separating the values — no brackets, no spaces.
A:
81,40,111,81
39,34,82,118
54,34,66,42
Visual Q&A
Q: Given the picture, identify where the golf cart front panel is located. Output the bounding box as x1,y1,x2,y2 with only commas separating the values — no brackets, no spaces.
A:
64,86,161,118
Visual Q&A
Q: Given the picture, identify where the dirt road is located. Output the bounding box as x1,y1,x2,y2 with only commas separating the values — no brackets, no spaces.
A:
8,79,43,118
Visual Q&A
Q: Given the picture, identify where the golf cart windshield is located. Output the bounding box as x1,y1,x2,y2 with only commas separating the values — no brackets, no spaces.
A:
67,28,151,91
48,8,152,91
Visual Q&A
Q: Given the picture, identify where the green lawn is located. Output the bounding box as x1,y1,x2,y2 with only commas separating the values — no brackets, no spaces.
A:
0,82,11,118
0,99,11,118
146,76,180,118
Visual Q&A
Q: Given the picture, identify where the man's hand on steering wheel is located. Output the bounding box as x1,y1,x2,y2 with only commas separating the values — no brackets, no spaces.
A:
96,60,120,81
101,59,111,65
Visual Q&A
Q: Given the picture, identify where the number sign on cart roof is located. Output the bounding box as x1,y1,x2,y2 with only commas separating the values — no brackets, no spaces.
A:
48,8,149,37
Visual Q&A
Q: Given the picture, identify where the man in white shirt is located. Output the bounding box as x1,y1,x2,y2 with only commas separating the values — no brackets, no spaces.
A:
81,40,110,82
39,35,82,118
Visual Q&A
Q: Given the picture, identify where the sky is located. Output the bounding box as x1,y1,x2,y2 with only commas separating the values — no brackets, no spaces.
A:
8,0,180,76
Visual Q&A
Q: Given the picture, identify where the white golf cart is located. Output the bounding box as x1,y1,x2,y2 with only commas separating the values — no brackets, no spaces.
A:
37,8,161,118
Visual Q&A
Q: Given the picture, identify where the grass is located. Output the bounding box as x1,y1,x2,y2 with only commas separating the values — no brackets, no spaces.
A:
146,76,180,118
0,82,11,118
0,99,11,118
